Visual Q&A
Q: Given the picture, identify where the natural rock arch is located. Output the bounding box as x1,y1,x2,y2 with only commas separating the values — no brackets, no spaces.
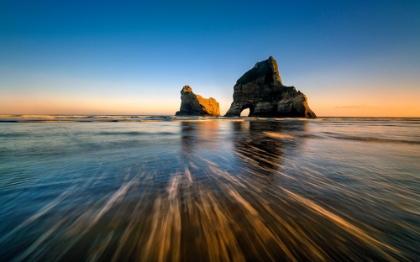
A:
225,56,316,118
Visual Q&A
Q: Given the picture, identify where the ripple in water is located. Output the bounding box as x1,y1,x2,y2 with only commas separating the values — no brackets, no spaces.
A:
0,117,419,261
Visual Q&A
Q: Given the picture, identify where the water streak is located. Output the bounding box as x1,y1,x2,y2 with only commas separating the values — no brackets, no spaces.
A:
0,117,419,261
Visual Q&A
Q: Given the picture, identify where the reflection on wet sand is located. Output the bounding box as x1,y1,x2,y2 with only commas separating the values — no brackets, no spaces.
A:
231,121,307,175
180,121,222,155
1,120,418,261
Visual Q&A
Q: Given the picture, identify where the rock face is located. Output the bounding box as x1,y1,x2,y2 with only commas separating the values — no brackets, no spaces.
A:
225,56,316,118
175,85,220,116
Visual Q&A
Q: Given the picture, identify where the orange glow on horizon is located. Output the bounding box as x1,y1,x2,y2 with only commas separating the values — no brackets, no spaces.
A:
0,96,179,115
1,85,419,117
1,98,419,117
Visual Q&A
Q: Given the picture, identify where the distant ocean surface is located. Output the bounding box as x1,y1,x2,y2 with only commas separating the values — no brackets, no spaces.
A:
0,115,419,261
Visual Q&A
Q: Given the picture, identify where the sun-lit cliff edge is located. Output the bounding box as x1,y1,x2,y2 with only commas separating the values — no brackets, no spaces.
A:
175,85,220,116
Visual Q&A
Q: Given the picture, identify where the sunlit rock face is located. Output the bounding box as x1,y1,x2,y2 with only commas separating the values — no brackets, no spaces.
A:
225,56,316,118
175,85,220,116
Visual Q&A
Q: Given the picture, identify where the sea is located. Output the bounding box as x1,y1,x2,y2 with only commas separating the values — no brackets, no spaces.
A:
0,115,419,261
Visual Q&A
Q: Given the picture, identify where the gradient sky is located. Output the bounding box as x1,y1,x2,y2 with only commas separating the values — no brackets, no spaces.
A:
1,0,419,116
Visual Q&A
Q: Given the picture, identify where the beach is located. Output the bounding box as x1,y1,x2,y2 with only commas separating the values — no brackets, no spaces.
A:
0,116,419,261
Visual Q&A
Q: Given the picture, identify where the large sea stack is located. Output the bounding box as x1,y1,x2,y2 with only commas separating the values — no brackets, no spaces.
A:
225,56,316,118
175,85,220,116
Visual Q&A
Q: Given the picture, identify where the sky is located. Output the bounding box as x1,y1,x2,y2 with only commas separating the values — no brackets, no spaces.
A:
1,0,419,116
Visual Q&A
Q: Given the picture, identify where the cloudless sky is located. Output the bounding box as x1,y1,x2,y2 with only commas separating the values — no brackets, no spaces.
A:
1,0,419,116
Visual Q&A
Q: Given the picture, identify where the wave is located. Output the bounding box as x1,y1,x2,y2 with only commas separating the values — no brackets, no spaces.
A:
263,131,420,145
317,117,420,122
1,115,419,124
98,131,175,136
328,134,420,145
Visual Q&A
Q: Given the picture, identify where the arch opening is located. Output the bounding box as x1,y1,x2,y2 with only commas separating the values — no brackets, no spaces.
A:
240,108,249,117
240,105,254,117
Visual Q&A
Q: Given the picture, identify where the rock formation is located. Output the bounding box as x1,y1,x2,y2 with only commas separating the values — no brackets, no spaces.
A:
175,85,220,116
225,56,316,118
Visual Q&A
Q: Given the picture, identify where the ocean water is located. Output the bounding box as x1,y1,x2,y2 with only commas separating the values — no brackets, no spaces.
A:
0,116,419,261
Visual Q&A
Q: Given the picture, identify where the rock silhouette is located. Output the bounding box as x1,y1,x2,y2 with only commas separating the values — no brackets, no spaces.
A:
225,56,316,118
175,85,220,116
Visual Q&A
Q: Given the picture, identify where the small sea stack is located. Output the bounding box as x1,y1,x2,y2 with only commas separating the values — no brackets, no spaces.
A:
175,85,220,116
225,56,316,118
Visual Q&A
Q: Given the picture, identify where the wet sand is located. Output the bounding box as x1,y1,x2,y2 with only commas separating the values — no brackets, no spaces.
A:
0,118,419,261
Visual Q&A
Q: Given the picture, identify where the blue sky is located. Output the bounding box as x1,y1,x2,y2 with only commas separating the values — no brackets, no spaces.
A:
1,0,419,116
